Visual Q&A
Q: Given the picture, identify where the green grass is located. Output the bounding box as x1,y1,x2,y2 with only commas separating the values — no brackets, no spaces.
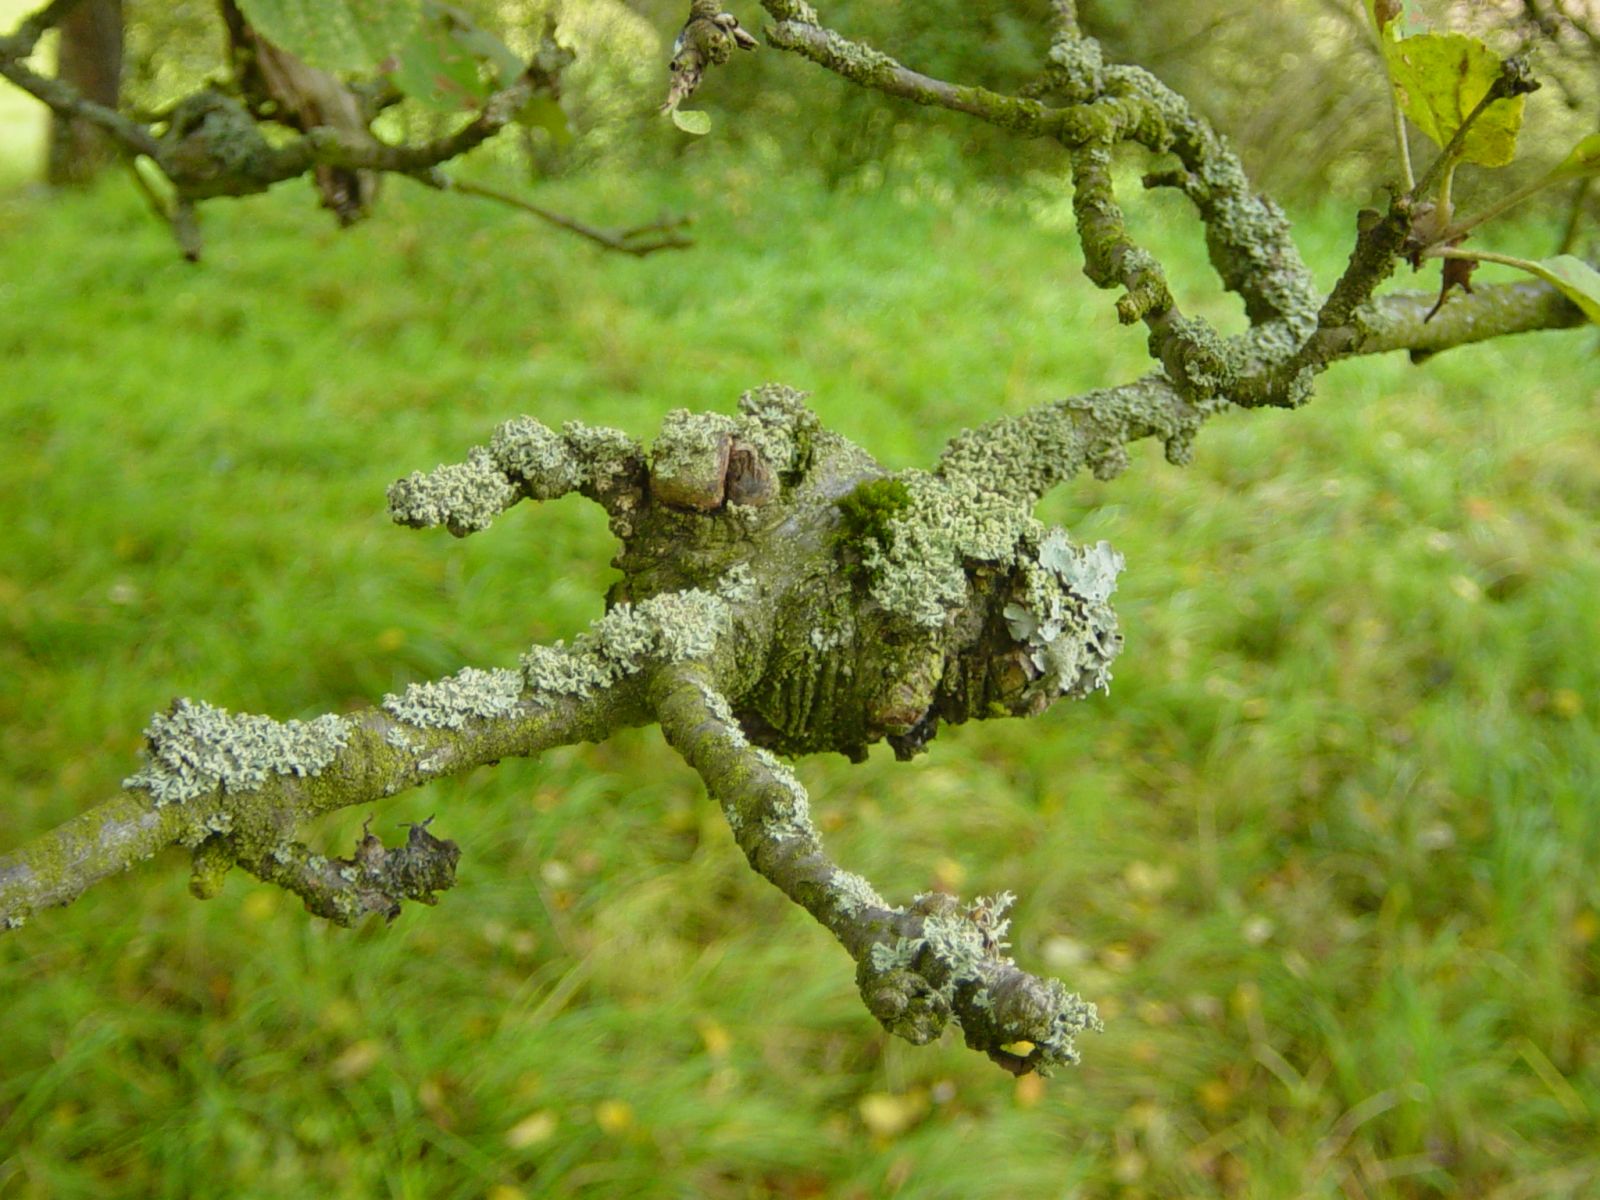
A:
0,149,1597,1200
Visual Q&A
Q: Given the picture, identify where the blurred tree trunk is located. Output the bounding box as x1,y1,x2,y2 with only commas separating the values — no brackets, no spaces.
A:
47,0,124,186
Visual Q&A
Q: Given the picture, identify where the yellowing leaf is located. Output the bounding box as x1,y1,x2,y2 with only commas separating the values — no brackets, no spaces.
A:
1383,33,1526,166
503,1109,558,1149
330,1039,383,1081
858,1090,928,1138
594,1099,634,1135
1551,132,1600,182
1014,1072,1046,1108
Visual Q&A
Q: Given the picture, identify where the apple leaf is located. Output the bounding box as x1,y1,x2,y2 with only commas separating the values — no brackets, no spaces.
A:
1550,133,1600,182
670,108,712,136
1382,32,1525,167
236,0,422,73
1520,255,1600,324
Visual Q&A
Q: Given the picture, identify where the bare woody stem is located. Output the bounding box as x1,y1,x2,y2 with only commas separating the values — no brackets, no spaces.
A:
417,171,693,257
0,16,161,157
2,0,84,57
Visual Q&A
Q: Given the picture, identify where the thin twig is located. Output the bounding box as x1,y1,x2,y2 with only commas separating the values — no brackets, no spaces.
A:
0,40,161,158
0,0,87,59
1389,82,1416,192
418,171,693,256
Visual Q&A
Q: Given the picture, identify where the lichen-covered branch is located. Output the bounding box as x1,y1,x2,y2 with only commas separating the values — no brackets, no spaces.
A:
0,0,690,259
385,413,646,536
0,651,652,928
938,272,1586,506
748,0,1596,427
222,819,462,925
743,4,1586,433
2,359,1589,1070
758,13,1161,146
650,661,1101,1075
664,0,758,112
6,0,1596,1081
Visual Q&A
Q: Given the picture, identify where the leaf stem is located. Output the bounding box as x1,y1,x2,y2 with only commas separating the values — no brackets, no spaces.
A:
1390,83,1416,192
1424,245,1538,271
1443,168,1565,241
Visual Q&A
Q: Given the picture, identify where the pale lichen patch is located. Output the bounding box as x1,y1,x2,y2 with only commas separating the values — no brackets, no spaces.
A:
387,447,518,535
489,416,581,498
831,868,889,916
751,746,814,839
123,699,351,807
862,470,1042,628
734,383,817,474
522,589,734,701
869,935,926,973
382,726,417,753
1003,527,1125,700
382,667,524,730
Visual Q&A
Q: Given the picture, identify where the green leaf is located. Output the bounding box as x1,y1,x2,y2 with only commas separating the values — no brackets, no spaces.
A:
386,1,522,113
517,94,572,147
235,0,422,73
1382,32,1526,167
1519,255,1600,324
670,108,712,136
440,6,524,87
1550,133,1600,182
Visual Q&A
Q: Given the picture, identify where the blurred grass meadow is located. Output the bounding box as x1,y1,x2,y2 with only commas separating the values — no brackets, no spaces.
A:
3,20,1600,1200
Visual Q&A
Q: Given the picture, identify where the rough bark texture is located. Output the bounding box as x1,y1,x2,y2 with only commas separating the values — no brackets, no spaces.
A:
1,0,689,257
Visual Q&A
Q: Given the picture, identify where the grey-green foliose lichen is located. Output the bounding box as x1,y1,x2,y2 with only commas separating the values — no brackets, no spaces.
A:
382,666,525,730
1002,527,1124,700
520,579,740,701
387,446,517,535
867,891,1101,1070
388,416,640,535
861,469,1039,628
123,699,351,806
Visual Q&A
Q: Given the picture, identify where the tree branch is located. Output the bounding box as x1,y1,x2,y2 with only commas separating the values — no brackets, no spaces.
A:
0,671,652,928
416,171,693,258
650,661,1101,1075
0,8,160,158
938,272,1588,506
2,0,86,59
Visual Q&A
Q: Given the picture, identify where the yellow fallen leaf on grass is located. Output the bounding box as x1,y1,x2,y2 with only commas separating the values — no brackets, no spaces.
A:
859,1090,928,1138
504,1110,558,1150
595,1099,634,1136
